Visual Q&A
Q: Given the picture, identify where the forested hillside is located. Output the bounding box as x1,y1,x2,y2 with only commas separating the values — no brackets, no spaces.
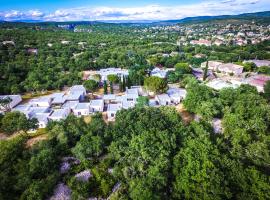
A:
1,80,270,199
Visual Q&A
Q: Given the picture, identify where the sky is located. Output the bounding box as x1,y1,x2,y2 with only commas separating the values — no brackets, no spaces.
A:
0,0,269,21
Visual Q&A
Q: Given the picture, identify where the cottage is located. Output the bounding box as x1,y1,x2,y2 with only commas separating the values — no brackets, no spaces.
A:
12,104,33,118
125,88,139,102
245,75,270,92
29,96,52,107
98,68,128,82
217,63,244,75
155,94,171,106
66,92,84,102
149,99,158,107
151,67,169,79
190,39,211,46
0,95,22,111
244,59,270,67
73,103,91,116
62,101,79,112
49,108,70,121
31,113,50,128
90,99,104,112
131,86,147,96
206,79,238,90
107,103,122,121
122,99,136,109
68,85,86,101
167,88,187,104
30,106,50,115
201,61,223,71
51,93,67,106
103,94,116,104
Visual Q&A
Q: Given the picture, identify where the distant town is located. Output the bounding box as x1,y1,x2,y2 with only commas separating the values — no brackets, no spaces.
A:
0,9,270,200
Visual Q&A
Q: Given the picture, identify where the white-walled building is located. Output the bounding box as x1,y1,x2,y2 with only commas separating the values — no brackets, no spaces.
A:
49,108,70,121
73,103,91,116
62,101,79,112
31,113,50,128
90,99,104,112
155,94,172,106
29,96,52,107
217,63,244,75
125,88,139,102
68,85,86,101
103,94,116,103
244,59,270,67
0,95,22,111
201,61,223,71
151,67,169,79
12,104,33,118
51,93,67,106
167,88,187,104
98,68,129,81
107,103,122,121
206,79,239,90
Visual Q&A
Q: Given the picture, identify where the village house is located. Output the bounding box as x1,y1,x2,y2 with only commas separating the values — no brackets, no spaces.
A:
0,95,22,111
167,88,187,104
90,99,104,112
217,63,244,76
103,94,116,104
155,94,172,106
62,101,79,112
151,67,170,79
31,113,50,128
190,39,211,46
244,59,270,67
73,103,91,116
125,88,139,102
201,61,223,71
97,68,128,82
206,79,239,90
51,93,67,107
29,96,52,107
245,75,270,92
68,85,87,101
107,103,122,121
12,104,33,118
49,108,71,121
149,99,158,107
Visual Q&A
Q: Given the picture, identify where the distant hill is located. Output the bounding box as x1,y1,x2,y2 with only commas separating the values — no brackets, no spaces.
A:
1,11,269,26
162,11,270,24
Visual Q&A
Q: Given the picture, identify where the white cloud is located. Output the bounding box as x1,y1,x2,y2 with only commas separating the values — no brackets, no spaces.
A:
0,0,269,21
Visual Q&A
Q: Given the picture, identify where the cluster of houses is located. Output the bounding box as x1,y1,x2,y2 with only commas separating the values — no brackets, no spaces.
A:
195,60,270,92
176,23,270,47
0,81,187,129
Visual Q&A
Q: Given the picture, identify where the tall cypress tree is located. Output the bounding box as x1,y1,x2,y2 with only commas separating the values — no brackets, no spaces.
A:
110,82,113,94
122,76,126,92
103,81,108,94
203,60,209,81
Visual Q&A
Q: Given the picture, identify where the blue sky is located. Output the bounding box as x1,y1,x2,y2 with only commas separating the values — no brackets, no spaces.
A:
0,0,269,21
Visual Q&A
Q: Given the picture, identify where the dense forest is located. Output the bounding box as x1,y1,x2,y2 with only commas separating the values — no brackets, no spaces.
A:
1,23,270,94
1,78,270,199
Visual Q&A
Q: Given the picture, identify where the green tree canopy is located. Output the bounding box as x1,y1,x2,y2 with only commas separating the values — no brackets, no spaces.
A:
144,76,168,94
